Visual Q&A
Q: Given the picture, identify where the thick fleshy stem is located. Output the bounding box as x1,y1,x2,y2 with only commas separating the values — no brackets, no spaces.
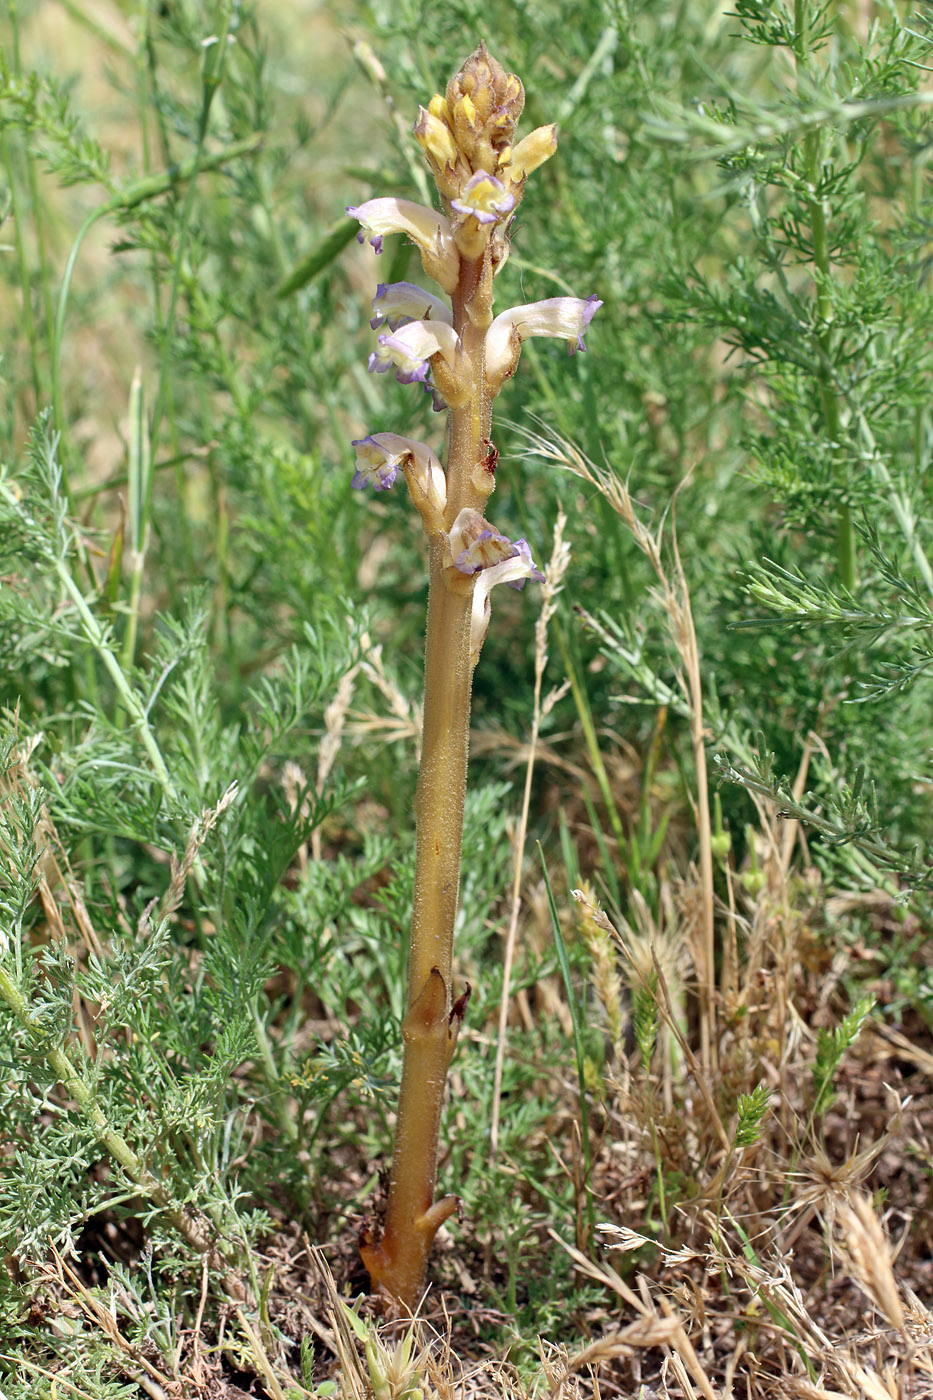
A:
360,256,493,1308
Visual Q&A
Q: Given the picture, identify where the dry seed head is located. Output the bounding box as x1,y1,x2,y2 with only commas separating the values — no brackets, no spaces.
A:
834,1194,905,1330
617,886,683,999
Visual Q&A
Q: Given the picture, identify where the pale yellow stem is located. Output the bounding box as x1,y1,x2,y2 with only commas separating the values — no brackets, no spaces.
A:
408,550,474,995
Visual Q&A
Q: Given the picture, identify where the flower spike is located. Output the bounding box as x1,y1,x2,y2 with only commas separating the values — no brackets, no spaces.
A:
347,43,598,1313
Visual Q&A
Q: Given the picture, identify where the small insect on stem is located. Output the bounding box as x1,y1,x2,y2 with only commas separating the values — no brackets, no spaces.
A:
480,438,499,475
450,983,472,1026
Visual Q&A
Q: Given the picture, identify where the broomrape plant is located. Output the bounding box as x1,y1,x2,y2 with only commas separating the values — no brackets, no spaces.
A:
347,44,600,1309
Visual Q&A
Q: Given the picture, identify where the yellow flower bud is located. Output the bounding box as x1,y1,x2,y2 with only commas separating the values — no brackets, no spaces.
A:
428,92,450,122
453,92,479,148
506,124,558,183
503,74,524,110
488,107,514,137
414,106,458,170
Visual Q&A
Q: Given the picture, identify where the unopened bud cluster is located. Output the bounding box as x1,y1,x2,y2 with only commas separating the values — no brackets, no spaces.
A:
347,42,600,665
414,44,554,261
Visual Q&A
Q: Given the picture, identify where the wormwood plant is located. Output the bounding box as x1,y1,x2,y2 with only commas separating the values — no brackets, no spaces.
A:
346,44,600,1309
655,0,933,884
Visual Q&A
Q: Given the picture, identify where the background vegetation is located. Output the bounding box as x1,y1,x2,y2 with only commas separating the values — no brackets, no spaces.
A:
2,0,932,1395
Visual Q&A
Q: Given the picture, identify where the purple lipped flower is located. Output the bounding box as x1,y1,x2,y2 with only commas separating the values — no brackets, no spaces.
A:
454,527,517,575
485,294,603,380
367,319,460,389
349,433,447,523
445,509,545,665
370,282,452,332
346,196,460,293
450,171,516,226
350,435,403,490
572,293,603,353
506,538,546,589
